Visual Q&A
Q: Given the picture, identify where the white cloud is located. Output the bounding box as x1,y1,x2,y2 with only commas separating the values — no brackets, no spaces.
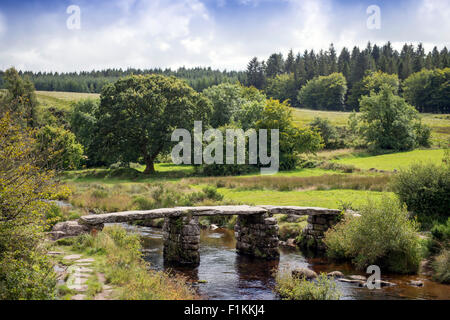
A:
0,0,448,72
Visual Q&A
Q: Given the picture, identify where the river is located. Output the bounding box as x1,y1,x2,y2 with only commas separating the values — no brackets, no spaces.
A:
119,223,450,300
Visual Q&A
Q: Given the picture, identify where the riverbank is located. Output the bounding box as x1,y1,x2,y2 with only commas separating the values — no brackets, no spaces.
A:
47,225,198,300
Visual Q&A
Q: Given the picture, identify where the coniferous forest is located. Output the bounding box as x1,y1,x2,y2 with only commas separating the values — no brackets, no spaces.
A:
1,42,449,113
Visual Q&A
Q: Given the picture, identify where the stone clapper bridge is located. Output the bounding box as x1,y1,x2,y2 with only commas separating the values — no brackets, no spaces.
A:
76,205,341,266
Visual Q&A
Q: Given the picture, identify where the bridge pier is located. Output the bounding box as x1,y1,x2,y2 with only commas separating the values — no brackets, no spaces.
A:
235,213,280,260
162,216,200,266
300,213,340,250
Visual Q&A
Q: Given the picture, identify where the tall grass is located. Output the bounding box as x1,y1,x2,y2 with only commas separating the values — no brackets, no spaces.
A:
69,182,226,213
186,174,391,192
275,270,341,300
73,225,198,300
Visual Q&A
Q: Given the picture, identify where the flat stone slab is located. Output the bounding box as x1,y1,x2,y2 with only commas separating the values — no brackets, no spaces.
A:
74,267,93,273
47,251,64,255
63,254,83,260
71,294,86,300
75,263,92,267
259,205,341,216
79,205,340,226
67,284,88,292
76,258,95,263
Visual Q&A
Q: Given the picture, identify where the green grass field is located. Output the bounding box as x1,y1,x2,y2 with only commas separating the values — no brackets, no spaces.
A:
332,149,445,171
291,108,450,145
217,188,394,209
36,91,100,110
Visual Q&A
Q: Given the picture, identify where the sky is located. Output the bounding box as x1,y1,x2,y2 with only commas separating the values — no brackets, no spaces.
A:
0,0,448,72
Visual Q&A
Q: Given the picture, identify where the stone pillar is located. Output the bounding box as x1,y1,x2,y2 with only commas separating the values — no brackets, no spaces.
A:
300,213,340,250
235,214,279,260
163,216,200,266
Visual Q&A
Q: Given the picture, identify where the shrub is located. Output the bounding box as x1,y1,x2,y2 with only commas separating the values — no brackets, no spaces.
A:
357,86,430,151
432,249,450,284
69,99,104,167
391,162,450,226
347,71,400,110
0,114,59,299
275,271,341,300
0,252,57,300
403,68,450,113
133,196,155,210
309,117,339,149
255,99,323,171
324,197,422,273
298,73,347,111
201,186,224,201
35,125,84,170
431,218,450,243
44,204,64,231
278,222,306,241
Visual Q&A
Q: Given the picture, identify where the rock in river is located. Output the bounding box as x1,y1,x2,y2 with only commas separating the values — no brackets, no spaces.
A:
292,267,318,280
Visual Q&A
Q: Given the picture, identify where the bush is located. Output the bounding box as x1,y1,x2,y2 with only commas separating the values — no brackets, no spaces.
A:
431,218,450,243
403,68,450,113
347,71,400,110
391,162,450,226
0,114,60,299
278,222,306,241
255,99,323,171
357,86,429,151
275,271,341,300
0,252,56,300
44,204,64,231
298,73,347,111
35,125,84,170
324,197,422,274
432,249,450,284
309,117,339,149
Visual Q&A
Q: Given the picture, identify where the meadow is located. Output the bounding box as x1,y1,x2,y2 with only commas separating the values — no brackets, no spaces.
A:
37,91,449,213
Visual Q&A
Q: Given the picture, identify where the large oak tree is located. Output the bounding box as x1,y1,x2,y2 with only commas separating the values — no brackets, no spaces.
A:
96,74,211,174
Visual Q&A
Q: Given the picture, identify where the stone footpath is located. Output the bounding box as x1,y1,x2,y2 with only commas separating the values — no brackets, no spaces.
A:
51,252,114,300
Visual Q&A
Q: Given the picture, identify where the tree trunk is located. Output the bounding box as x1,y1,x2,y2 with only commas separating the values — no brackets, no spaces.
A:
143,157,155,174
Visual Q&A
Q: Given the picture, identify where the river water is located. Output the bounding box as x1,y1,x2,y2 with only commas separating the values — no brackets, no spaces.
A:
119,223,450,300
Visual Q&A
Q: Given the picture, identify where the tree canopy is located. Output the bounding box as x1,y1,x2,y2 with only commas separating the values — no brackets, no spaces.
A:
96,74,212,173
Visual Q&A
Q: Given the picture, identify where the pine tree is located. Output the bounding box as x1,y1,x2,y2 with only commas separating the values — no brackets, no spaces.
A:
285,49,295,74
328,43,338,74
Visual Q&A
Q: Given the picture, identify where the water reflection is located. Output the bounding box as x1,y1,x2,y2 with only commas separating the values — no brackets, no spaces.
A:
117,223,450,300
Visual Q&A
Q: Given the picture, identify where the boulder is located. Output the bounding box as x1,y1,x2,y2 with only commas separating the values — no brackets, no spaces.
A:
292,267,318,280
337,278,366,287
409,280,424,287
50,221,91,240
348,275,367,281
375,280,396,287
286,238,296,247
327,271,344,278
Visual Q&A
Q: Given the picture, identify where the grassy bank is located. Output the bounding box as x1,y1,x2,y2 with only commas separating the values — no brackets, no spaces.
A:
51,225,197,300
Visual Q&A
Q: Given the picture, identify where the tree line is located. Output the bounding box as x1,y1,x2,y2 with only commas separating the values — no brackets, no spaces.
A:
0,67,246,93
0,41,448,113
247,42,449,112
